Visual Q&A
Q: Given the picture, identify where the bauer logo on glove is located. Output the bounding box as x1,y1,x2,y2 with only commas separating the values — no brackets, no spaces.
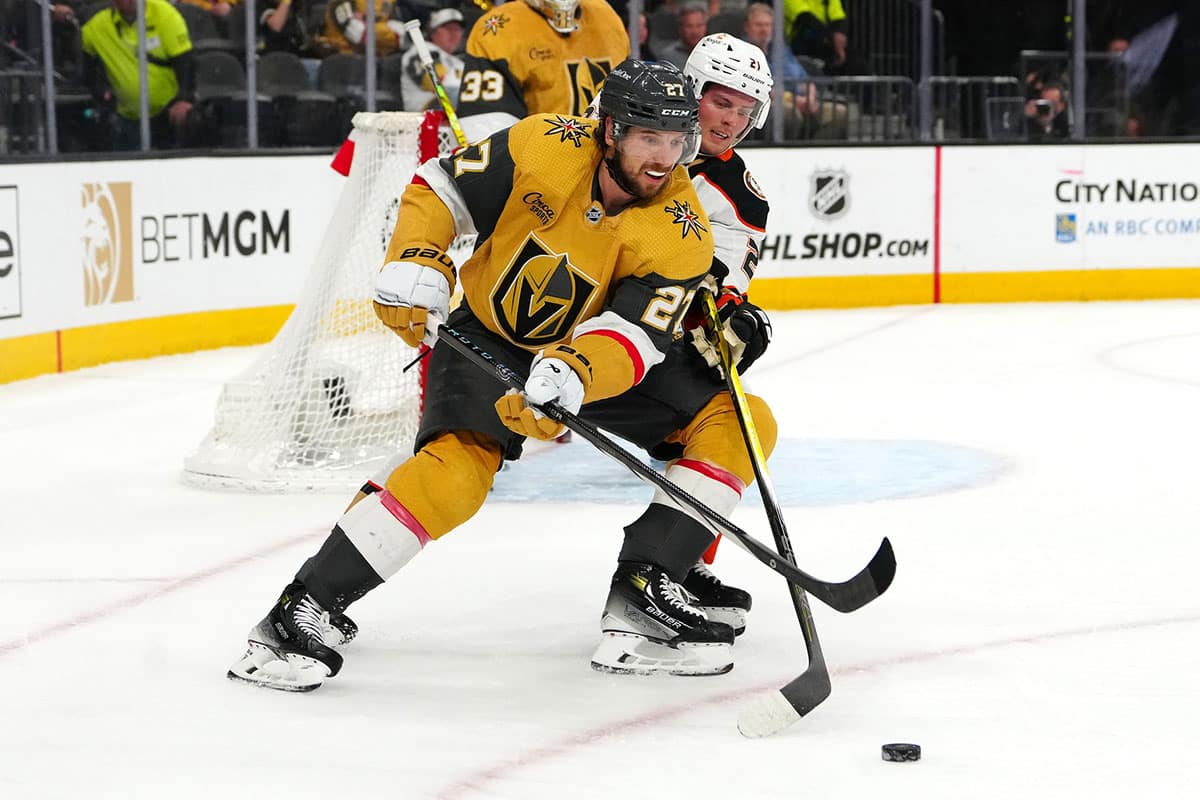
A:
373,250,456,348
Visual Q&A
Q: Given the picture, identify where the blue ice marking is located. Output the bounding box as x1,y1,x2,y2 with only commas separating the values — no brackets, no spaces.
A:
490,437,1006,506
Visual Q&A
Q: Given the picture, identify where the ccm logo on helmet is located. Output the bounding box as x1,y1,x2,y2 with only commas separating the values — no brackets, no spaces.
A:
661,108,692,116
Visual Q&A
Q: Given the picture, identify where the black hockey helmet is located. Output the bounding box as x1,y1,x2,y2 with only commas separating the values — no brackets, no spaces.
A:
598,59,701,163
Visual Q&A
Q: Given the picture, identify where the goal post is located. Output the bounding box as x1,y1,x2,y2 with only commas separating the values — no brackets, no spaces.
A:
183,111,457,492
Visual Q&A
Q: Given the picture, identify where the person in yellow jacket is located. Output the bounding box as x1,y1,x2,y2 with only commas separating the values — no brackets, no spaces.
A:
81,0,196,149
227,61,768,690
177,0,241,33
783,0,848,70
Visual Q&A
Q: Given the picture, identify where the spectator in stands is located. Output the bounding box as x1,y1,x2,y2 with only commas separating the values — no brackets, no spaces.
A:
743,2,804,82
2,0,84,79
399,7,464,110
1024,76,1069,141
742,2,844,140
321,0,411,57
635,11,659,63
1096,0,1200,136
258,0,312,55
178,0,240,38
658,1,708,70
81,0,197,150
705,0,750,37
784,0,848,72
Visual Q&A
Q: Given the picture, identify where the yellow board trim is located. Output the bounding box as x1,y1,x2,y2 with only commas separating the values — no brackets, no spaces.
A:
3,267,1198,384
1,305,294,385
0,331,60,384
751,268,1200,309
751,274,933,309
941,268,1200,303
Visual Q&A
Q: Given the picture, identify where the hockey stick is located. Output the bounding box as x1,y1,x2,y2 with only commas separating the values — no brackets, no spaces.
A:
404,20,468,148
698,290,831,737
437,325,895,613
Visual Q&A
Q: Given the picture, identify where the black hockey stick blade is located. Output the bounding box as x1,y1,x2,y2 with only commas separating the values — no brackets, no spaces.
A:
438,325,895,613
700,290,832,736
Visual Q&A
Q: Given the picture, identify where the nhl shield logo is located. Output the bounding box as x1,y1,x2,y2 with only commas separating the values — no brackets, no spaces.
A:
809,169,849,220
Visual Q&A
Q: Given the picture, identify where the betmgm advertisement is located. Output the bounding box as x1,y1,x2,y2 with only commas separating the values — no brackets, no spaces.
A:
0,156,339,341
741,148,935,279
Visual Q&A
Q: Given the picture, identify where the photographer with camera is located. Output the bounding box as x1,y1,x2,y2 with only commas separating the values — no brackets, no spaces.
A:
1024,70,1069,141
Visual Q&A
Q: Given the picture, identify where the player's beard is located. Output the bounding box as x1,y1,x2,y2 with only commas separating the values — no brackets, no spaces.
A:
605,147,674,202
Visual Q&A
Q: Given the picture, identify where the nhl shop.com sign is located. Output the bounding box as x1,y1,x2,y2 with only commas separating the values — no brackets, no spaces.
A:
0,186,21,320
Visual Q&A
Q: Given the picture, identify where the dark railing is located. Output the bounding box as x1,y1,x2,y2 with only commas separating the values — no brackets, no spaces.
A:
0,68,47,154
844,0,945,79
928,76,1024,142
780,76,915,142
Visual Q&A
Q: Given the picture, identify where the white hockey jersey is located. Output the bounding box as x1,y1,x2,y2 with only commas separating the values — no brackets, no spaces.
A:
687,148,769,295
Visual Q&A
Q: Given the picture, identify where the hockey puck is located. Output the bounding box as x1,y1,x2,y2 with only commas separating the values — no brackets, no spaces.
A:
881,743,921,762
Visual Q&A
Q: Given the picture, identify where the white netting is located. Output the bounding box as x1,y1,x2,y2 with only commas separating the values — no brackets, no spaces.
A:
183,111,455,492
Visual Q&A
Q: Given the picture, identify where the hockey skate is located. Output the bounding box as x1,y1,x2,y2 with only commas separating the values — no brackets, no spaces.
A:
227,583,344,692
682,561,752,636
591,562,735,676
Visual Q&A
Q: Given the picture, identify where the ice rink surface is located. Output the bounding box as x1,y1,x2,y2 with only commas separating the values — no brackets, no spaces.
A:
2,301,1199,799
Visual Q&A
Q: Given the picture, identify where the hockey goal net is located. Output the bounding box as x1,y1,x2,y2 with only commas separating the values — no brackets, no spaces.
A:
183,111,461,492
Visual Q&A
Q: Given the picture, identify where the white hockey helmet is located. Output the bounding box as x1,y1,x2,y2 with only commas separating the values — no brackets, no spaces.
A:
525,0,581,34
684,34,774,140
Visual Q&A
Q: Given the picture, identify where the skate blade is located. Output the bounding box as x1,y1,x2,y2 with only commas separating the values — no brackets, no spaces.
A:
226,641,332,692
590,632,733,677
696,605,747,637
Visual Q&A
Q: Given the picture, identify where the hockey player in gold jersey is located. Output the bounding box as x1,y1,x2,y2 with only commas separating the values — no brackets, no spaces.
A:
228,60,762,691
579,34,780,669
455,0,629,141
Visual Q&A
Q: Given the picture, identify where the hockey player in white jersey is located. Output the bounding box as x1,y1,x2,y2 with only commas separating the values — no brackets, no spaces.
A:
583,33,777,673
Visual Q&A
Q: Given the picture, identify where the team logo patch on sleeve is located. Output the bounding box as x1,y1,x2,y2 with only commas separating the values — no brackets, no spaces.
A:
543,115,591,147
481,14,508,35
665,199,708,241
744,170,767,201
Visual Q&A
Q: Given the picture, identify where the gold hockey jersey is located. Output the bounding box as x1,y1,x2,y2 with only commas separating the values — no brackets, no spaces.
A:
387,113,714,402
456,0,629,125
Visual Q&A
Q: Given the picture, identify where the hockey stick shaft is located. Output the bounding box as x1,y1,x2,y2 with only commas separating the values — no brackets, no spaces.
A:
700,291,831,734
437,325,892,613
404,20,468,148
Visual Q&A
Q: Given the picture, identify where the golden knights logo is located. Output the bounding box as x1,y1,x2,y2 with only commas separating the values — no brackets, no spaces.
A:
664,199,707,241
481,13,508,35
491,234,599,346
543,115,591,147
565,58,614,117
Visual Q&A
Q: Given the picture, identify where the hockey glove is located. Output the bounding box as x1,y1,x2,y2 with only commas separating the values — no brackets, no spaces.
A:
373,257,453,348
690,292,773,379
495,348,590,440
